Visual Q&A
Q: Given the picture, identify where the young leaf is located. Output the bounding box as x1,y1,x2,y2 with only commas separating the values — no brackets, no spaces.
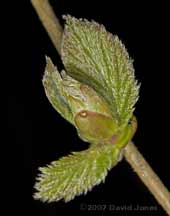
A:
34,144,120,202
43,57,114,125
61,15,140,129
43,57,74,124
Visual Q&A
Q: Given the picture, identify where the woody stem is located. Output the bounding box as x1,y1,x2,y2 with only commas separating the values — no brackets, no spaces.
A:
31,0,62,54
124,142,170,215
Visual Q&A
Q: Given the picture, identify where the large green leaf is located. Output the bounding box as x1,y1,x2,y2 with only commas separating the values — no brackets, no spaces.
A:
34,144,120,202
61,15,140,129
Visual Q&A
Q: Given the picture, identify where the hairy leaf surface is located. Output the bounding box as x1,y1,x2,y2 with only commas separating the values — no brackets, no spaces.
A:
62,16,140,128
34,144,120,202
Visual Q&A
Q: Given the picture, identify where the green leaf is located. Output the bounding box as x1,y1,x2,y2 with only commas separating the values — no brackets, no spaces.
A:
34,144,120,202
43,57,114,125
61,15,140,129
43,57,74,124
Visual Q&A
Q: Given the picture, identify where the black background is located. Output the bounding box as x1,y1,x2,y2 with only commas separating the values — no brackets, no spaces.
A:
8,1,170,215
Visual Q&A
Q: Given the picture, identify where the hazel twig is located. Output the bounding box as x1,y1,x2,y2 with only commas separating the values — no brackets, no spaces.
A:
31,0,170,214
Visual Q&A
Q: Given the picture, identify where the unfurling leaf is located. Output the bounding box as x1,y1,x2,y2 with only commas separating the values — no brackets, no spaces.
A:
43,57,74,125
34,144,120,202
43,57,119,143
34,15,140,203
62,15,140,129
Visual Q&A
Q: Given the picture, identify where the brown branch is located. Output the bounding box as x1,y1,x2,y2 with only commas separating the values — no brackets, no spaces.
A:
31,0,170,214
124,142,170,215
31,0,62,54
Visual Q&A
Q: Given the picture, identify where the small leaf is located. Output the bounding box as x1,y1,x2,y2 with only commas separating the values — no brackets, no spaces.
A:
43,57,114,124
61,71,113,118
43,57,74,124
34,144,120,202
61,15,140,129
